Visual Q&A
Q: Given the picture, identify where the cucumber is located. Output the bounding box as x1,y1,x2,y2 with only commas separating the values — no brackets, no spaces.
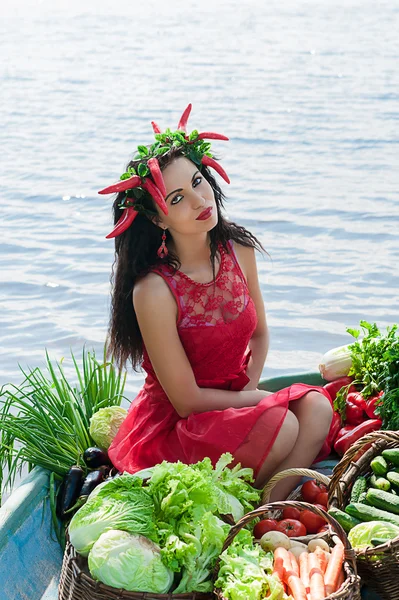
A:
328,507,361,533
382,449,399,466
358,492,368,504
370,474,391,491
345,503,399,527
387,472,399,488
371,456,388,476
366,488,399,515
350,476,368,503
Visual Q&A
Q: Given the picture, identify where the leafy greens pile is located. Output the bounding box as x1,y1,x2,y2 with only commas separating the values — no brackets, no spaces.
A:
215,528,292,600
69,453,261,594
336,320,399,429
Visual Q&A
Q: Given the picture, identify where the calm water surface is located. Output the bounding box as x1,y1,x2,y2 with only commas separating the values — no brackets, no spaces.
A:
1,0,398,398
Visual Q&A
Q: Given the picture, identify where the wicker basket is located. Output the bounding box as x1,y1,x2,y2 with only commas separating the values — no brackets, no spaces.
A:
58,539,213,600
213,500,361,600
328,429,399,600
261,467,331,504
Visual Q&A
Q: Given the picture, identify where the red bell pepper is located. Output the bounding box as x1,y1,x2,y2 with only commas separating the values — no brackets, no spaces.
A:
323,376,356,404
345,401,366,425
365,391,384,419
334,419,382,457
336,425,356,440
347,392,367,413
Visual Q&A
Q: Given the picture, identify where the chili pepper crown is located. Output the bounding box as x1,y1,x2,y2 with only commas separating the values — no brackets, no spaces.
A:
98,103,230,239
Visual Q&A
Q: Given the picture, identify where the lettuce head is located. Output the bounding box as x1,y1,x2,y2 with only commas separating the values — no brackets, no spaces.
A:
89,406,127,450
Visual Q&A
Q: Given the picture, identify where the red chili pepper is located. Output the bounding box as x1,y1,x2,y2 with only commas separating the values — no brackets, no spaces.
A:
197,132,229,141
151,121,162,134
334,419,382,456
142,180,168,215
201,155,230,184
365,391,384,419
345,401,366,425
147,157,167,197
323,376,356,404
177,103,192,132
347,392,367,413
98,174,141,196
105,207,138,239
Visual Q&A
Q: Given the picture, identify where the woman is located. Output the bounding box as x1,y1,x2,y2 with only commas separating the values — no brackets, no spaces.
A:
102,105,333,500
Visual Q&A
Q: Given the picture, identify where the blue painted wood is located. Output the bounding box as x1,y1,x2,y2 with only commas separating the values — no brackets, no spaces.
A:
0,372,381,599
0,467,62,600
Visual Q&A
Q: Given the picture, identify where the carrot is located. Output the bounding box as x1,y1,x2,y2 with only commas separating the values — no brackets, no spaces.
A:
298,552,310,593
324,542,345,595
272,555,285,584
274,548,307,600
286,572,308,600
289,550,300,577
308,553,326,600
336,567,345,591
314,546,328,574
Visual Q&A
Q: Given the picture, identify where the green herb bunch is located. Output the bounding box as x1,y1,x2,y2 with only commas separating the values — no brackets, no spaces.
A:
0,346,127,504
336,320,399,429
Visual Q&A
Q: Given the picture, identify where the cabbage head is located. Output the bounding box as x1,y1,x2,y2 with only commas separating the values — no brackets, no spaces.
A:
89,406,127,450
69,474,157,556
88,530,174,593
348,520,399,551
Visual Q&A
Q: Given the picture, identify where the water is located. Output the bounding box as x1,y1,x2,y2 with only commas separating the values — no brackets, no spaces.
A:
1,0,398,399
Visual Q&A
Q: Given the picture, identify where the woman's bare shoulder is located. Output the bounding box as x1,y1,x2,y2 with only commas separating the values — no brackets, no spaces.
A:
133,272,175,313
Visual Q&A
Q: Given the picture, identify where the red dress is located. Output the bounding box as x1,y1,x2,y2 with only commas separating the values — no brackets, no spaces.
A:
108,241,330,477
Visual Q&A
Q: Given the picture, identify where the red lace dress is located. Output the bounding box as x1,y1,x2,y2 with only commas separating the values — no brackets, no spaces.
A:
108,241,330,477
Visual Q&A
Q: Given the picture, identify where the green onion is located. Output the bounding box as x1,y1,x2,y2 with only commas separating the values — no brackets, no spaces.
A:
0,345,128,504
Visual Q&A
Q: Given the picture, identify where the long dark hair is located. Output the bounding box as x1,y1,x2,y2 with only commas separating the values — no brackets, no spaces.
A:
107,147,264,371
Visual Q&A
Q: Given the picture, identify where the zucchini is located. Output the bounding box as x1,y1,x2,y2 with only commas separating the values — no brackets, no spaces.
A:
371,456,388,476
382,449,399,466
350,476,367,503
328,507,361,533
366,488,399,515
345,503,399,527
370,474,391,491
387,472,399,488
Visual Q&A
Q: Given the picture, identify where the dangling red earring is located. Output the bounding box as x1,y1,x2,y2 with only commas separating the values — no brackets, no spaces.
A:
157,228,168,258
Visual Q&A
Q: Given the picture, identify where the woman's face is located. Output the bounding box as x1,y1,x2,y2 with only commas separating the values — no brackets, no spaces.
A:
157,156,218,235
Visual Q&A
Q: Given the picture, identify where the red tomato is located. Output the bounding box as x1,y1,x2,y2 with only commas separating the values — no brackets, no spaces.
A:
301,479,328,503
300,509,325,534
315,492,328,507
318,525,329,533
275,519,307,537
282,507,301,520
253,519,278,539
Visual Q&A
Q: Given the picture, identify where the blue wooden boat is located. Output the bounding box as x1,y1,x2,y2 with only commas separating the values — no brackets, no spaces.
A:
0,372,381,600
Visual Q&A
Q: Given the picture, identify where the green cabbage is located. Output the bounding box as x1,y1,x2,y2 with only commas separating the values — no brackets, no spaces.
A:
69,474,157,556
348,520,399,550
88,530,174,593
89,406,127,449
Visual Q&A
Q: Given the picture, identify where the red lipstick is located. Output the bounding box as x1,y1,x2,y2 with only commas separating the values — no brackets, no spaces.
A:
196,207,213,221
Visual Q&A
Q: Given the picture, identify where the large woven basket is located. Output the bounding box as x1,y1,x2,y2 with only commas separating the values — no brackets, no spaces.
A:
328,429,399,600
213,500,361,600
58,539,213,600
261,466,331,504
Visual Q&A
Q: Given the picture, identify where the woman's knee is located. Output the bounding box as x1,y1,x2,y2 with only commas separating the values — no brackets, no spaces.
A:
269,410,299,461
300,391,333,436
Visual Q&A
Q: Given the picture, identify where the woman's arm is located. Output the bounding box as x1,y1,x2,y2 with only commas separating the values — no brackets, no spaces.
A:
233,244,269,391
133,274,268,418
